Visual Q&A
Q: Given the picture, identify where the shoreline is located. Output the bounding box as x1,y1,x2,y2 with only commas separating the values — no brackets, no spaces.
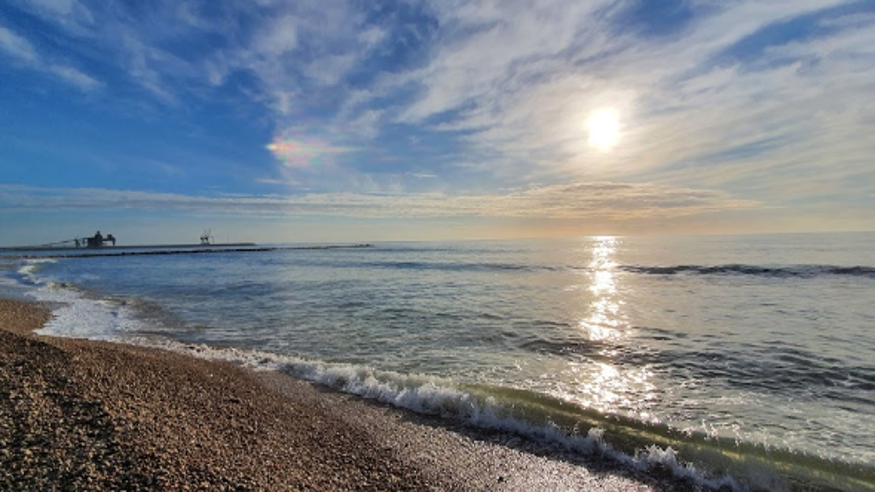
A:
0,298,671,491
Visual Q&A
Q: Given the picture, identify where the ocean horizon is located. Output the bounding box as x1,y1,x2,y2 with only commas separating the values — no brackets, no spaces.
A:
3,232,874,491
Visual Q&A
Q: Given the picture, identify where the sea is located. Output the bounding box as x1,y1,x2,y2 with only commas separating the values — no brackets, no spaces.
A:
1,233,873,491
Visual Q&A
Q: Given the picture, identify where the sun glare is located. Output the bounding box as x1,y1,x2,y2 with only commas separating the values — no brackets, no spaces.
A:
586,108,621,151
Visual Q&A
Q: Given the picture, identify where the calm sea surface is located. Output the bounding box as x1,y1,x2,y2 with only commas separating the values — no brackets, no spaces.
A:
3,233,874,491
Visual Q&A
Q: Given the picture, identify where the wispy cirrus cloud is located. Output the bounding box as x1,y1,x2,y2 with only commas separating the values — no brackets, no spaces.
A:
266,134,358,169
0,25,38,62
0,24,99,91
10,0,95,34
379,0,875,197
0,182,755,222
7,1,390,168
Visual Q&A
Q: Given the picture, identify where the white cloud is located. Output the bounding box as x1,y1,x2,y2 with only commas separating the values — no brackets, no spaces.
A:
118,36,179,103
266,132,359,169
304,54,357,85
0,182,755,221
0,24,99,91
345,109,383,140
0,25,38,63
358,26,386,50
395,0,621,123
255,14,299,56
14,0,94,33
48,64,100,91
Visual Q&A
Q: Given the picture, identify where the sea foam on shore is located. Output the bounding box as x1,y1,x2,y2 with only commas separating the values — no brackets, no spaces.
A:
1,297,667,491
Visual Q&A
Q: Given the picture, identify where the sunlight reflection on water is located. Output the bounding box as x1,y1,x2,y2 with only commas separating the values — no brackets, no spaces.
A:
552,237,657,418
580,236,625,342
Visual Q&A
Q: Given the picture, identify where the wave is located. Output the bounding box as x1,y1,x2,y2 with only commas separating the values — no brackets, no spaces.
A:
330,259,555,273
17,256,875,281
15,258,58,285
119,338,873,492
143,340,750,490
620,264,875,278
302,258,875,280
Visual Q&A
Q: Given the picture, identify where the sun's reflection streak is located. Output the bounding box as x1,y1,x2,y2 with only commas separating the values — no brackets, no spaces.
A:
556,361,657,419
556,236,658,419
580,236,624,342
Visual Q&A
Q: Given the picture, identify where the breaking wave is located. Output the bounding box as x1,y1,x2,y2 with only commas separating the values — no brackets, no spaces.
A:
620,264,875,278
301,259,875,280
115,338,875,492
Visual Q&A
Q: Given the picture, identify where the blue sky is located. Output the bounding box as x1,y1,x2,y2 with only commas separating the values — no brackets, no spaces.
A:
1,0,874,245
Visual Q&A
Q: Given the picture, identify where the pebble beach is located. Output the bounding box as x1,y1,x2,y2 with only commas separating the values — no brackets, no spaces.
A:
0,298,670,491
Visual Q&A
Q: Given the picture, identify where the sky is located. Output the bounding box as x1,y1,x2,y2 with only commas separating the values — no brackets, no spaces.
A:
1,0,874,246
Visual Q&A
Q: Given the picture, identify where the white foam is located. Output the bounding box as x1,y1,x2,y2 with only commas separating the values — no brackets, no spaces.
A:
16,258,57,285
635,445,743,490
131,338,746,491
25,279,146,342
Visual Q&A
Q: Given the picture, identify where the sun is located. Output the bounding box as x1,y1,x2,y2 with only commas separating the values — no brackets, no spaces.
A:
586,108,621,151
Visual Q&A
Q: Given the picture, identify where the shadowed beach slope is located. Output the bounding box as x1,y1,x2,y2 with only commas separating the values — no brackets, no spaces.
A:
0,298,670,491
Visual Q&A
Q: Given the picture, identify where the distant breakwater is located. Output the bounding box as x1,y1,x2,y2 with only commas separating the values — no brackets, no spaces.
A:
13,244,374,260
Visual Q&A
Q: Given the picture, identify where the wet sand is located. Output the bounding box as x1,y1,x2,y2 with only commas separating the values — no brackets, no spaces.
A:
0,298,676,491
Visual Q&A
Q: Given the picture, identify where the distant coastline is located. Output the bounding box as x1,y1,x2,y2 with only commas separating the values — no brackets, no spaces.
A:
0,242,255,252
1,243,374,259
